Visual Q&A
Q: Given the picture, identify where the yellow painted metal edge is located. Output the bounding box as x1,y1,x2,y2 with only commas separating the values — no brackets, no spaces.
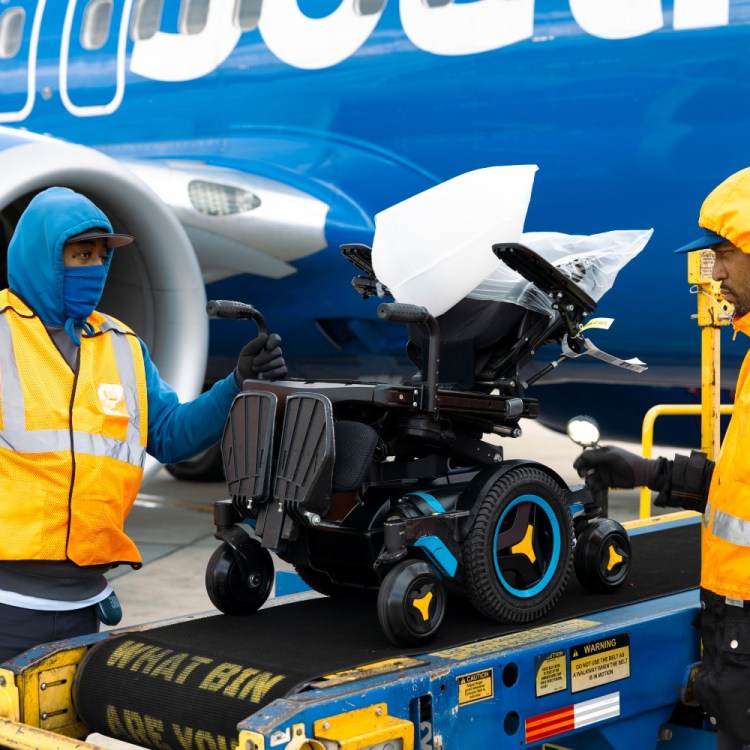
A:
623,510,701,531
311,657,426,688
239,730,265,750
0,669,20,721
0,717,109,750
314,703,414,750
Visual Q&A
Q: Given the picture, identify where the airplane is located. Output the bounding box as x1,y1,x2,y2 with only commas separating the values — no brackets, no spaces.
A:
0,0,747,481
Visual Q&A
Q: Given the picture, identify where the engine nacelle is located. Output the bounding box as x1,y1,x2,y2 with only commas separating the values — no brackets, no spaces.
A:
0,129,208,481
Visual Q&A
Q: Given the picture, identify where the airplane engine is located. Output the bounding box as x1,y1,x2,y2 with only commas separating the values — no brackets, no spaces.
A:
0,131,208,482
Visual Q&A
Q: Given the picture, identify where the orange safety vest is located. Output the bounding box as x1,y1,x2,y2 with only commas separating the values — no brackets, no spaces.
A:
0,290,148,566
702,311,750,599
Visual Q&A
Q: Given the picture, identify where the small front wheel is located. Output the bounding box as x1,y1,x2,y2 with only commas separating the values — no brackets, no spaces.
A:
205,540,274,615
574,518,631,594
377,560,446,646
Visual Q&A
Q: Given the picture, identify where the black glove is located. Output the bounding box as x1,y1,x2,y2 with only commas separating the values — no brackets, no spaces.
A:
573,446,665,492
236,333,288,382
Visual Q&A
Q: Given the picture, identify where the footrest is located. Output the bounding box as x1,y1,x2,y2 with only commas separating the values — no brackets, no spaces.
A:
274,393,334,516
222,390,277,513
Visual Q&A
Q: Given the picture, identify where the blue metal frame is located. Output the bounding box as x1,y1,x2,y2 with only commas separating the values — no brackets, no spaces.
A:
240,588,708,749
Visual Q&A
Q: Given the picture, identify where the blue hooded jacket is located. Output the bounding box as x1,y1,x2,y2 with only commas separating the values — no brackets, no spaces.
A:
8,187,116,328
6,187,239,464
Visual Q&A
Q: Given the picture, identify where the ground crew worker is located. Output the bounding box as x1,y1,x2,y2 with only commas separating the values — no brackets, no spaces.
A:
574,166,750,750
0,187,287,662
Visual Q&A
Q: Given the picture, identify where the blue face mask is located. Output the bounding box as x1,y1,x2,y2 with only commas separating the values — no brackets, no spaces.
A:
63,265,108,322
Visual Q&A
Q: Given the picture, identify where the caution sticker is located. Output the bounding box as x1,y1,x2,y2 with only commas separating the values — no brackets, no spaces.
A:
535,650,567,697
569,634,630,693
457,668,493,706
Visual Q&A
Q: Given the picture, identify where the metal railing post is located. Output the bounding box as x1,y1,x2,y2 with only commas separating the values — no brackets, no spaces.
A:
639,250,733,518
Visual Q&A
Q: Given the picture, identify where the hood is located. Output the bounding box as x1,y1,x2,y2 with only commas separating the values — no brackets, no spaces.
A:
699,167,750,254
7,187,115,326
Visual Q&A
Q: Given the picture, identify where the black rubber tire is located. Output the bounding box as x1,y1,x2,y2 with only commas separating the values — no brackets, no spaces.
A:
574,518,631,594
205,541,274,615
294,565,358,597
377,559,446,646
166,443,224,482
463,466,573,624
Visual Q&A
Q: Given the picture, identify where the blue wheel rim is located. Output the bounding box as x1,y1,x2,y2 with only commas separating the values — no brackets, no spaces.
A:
493,494,561,598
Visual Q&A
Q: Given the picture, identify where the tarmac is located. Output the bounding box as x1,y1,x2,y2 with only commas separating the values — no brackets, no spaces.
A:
77,420,683,748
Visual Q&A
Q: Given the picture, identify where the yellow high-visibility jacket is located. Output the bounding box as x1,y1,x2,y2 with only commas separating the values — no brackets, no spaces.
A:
703,311,750,599
0,290,148,566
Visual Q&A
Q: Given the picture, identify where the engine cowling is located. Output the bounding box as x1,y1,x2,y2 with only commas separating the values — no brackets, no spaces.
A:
0,130,208,481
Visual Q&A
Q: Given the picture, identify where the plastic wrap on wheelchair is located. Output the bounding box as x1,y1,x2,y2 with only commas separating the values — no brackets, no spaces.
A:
208,241,637,646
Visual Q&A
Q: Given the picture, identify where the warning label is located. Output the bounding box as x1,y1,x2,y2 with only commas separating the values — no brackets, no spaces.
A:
570,633,630,693
457,668,494,706
535,650,567,697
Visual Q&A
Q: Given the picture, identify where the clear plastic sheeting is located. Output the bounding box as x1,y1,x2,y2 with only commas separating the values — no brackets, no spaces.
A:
372,164,538,317
467,229,653,317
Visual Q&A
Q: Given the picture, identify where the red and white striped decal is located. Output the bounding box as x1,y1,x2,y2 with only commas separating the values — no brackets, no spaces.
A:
525,692,620,744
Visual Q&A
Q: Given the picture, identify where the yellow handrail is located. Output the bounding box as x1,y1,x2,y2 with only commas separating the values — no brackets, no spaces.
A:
639,403,733,518
637,251,735,518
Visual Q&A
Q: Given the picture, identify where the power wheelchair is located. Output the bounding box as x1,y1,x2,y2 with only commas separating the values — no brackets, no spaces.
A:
205,241,632,646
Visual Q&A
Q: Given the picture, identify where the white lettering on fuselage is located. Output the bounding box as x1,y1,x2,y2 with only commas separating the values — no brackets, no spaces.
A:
0,0,733,122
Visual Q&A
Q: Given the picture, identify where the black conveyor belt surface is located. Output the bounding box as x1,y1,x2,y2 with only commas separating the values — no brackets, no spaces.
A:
75,522,700,749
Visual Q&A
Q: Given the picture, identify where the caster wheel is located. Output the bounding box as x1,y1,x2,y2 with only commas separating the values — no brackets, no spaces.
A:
377,559,446,646
463,466,574,623
205,540,274,614
574,518,631,593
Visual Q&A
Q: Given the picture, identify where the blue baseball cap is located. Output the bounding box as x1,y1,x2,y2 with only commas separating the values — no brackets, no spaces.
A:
674,228,725,254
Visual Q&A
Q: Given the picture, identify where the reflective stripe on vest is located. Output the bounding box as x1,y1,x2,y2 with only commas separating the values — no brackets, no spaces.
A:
711,508,750,548
0,313,145,468
0,313,23,429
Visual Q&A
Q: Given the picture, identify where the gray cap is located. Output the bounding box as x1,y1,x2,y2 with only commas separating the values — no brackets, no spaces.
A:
67,228,134,249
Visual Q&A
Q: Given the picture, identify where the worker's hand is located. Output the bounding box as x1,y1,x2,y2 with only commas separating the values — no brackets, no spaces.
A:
236,333,288,382
573,446,662,491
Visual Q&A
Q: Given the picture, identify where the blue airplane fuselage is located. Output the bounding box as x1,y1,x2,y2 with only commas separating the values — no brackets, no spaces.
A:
3,0,749,441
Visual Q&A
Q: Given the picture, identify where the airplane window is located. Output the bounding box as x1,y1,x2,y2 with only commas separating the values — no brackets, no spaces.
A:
179,0,209,35
355,0,386,14
131,0,164,41
234,0,261,31
81,0,113,51
0,7,25,60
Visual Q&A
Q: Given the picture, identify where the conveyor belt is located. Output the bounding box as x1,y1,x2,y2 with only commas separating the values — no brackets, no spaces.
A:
74,522,700,749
